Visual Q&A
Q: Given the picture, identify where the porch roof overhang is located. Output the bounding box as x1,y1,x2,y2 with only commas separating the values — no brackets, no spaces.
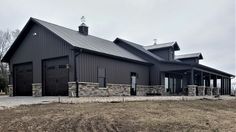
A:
192,64,235,78
160,62,235,78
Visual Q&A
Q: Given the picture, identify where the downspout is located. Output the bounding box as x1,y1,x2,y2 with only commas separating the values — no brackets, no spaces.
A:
73,49,81,97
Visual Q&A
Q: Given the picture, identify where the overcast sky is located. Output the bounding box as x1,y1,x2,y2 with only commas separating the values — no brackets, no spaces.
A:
0,0,235,81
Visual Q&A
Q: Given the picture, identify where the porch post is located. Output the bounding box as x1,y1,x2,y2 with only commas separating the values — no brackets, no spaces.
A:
227,78,229,95
200,71,204,86
229,78,231,95
197,71,205,96
221,77,224,95
188,68,197,96
213,75,217,88
213,75,220,96
205,73,212,96
225,78,228,95
190,69,194,85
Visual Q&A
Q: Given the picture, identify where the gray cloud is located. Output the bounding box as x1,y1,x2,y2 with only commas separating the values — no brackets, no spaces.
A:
0,0,235,81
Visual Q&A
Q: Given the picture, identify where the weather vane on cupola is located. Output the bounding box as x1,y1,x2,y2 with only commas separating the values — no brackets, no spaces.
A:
81,16,86,23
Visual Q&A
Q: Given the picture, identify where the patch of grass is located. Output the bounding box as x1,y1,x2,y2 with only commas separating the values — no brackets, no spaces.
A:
0,100,236,131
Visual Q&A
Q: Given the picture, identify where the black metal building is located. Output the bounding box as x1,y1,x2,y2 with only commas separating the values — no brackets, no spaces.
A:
2,18,234,96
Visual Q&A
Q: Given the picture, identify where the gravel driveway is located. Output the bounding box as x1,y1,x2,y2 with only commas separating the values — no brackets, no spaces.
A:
0,95,235,109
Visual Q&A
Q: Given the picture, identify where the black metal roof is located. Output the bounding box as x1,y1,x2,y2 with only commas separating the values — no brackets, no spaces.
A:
175,53,203,60
114,38,234,77
144,42,180,51
114,38,165,61
2,18,148,64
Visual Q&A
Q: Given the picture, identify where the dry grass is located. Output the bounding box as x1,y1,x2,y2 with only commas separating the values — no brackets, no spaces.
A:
0,99,236,132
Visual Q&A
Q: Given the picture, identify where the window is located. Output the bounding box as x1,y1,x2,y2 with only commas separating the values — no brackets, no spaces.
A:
165,77,168,92
98,67,106,87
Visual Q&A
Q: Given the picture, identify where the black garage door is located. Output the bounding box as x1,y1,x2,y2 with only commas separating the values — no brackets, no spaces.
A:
13,63,33,96
43,57,69,96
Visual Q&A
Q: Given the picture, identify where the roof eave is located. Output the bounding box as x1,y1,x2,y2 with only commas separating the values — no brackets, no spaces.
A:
73,46,153,66
192,64,235,77
1,18,35,63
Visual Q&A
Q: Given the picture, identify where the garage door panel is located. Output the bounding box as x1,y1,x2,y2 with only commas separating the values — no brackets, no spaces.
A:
43,57,69,96
14,63,33,96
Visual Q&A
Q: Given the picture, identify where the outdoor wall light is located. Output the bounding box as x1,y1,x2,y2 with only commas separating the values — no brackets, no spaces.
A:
66,64,70,69
32,32,37,36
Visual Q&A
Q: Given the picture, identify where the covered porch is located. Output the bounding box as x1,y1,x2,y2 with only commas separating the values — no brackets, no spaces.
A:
162,65,234,96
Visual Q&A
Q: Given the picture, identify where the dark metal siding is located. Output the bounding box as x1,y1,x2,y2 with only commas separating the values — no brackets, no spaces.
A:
9,24,75,83
150,48,170,60
77,52,149,85
115,41,160,85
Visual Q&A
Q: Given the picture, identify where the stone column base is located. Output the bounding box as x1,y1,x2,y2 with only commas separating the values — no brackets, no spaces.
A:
205,87,212,96
8,85,13,97
153,85,165,95
213,87,220,96
32,83,42,97
197,86,205,96
187,85,197,96
68,82,77,97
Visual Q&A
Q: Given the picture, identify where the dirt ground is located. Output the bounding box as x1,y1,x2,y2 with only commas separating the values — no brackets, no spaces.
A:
0,99,236,132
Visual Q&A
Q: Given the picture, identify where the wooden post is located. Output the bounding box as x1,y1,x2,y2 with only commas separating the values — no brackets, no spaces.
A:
200,71,203,86
229,78,231,95
221,77,224,95
213,75,217,88
191,69,194,85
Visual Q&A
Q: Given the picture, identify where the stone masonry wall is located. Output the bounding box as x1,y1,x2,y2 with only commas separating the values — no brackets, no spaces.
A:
187,85,197,96
136,85,151,96
32,83,42,97
197,86,205,96
8,85,13,97
79,82,108,97
68,82,77,97
213,87,220,96
78,82,165,97
205,87,212,96
107,84,130,96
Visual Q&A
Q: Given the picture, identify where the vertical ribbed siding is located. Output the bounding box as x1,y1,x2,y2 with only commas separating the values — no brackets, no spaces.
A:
77,52,149,85
10,24,74,83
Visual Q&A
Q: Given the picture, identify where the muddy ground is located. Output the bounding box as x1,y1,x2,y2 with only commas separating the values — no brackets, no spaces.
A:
0,99,236,132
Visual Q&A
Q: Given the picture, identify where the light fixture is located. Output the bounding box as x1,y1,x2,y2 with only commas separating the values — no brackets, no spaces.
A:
66,64,70,69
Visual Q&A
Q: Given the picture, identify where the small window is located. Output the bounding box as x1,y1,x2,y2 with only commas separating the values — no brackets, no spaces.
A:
59,65,66,69
98,67,106,87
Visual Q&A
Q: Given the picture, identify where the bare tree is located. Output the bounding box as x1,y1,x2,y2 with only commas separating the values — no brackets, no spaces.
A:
0,29,20,80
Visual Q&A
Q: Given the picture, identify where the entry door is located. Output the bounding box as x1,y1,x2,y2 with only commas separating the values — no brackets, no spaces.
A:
43,57,69,96
130,72,137,96
13,63,33,96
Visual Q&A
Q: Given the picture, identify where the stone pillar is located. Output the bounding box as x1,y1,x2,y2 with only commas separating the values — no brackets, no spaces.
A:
68,82,77,97
187,85,197,96
205,87,212,96
8,85,13,97
213,87,220,96
32,83,42,97
197,86,205,96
